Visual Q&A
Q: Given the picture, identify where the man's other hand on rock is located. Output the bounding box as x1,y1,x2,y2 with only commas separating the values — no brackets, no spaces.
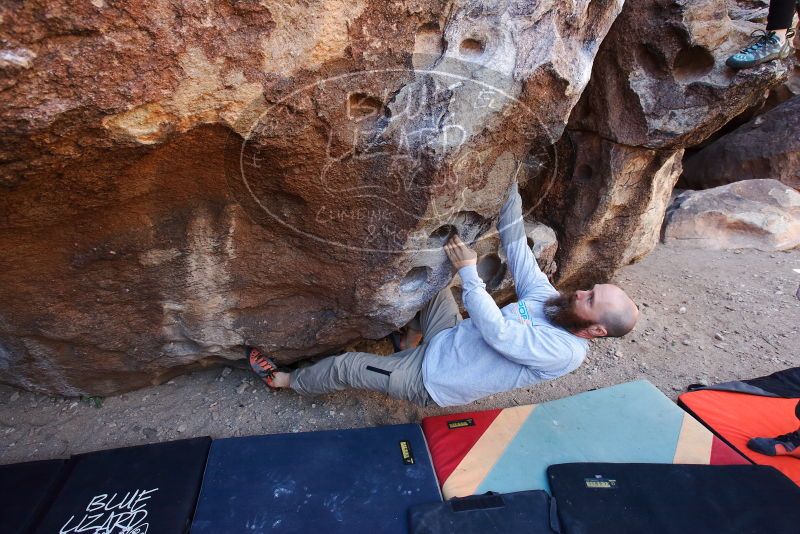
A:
444,234,477,269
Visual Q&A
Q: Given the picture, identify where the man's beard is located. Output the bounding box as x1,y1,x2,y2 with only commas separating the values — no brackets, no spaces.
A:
544,291,594,332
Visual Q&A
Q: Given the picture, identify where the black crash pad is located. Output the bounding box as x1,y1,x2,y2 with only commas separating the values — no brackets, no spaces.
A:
408,490,561,533
34,437,210,534
548,463,800,534
0,458,68,534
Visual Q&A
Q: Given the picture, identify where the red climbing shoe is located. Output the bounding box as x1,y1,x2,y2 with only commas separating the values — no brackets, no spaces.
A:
247,346,280,390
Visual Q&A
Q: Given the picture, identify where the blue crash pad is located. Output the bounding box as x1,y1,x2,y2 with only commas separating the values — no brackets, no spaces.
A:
34,437,210,534
191,424,441,534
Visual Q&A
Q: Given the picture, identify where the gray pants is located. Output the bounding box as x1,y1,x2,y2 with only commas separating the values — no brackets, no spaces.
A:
289,286,463,406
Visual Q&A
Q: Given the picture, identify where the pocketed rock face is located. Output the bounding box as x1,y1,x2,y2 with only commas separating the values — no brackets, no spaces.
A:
527,0,790,290
0,0,624,395
450,219,559,312
532,132,684,289
681,96,800,191
570,0,790,149
662,180,800,251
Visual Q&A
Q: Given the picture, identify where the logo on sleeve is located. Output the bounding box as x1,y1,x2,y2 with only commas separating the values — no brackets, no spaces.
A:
517,301,531,325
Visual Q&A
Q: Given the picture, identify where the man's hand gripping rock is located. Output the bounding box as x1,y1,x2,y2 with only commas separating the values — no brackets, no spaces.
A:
444,234,477,269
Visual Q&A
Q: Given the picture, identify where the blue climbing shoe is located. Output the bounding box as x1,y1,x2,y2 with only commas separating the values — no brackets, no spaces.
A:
726,29,795,69
747,428,800,458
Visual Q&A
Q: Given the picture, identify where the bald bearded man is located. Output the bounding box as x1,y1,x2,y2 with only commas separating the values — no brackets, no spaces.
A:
248,181,639,407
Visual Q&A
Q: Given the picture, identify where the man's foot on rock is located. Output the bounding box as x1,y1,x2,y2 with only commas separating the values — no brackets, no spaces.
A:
404,328,423,349
747,428,800,458
246,346,289,390
726,29,795,70
390,327,423,352
270,371,291,388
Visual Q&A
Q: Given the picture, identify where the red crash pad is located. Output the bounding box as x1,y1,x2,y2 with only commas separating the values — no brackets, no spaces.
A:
680,389,800,485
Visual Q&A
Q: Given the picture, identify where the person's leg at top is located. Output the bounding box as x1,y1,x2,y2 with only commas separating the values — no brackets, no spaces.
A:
726,0,797,69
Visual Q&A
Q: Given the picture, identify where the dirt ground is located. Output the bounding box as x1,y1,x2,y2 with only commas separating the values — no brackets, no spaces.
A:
1,243,798,465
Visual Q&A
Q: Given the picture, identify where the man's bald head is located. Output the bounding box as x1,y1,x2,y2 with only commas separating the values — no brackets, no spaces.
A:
596,285,639,337
544,284,639,339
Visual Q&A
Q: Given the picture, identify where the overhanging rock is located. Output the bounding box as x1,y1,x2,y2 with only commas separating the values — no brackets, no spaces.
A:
1,0,624,395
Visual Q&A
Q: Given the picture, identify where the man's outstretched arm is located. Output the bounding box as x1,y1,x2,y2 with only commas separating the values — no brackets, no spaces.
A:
498,181,556,301
444,235,576,372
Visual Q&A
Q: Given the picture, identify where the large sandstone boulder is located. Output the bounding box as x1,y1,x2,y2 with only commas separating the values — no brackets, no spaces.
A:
0,0,626,395
682,96,800,191
663,179,800,251
0,0,791,395
525,0,790,289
